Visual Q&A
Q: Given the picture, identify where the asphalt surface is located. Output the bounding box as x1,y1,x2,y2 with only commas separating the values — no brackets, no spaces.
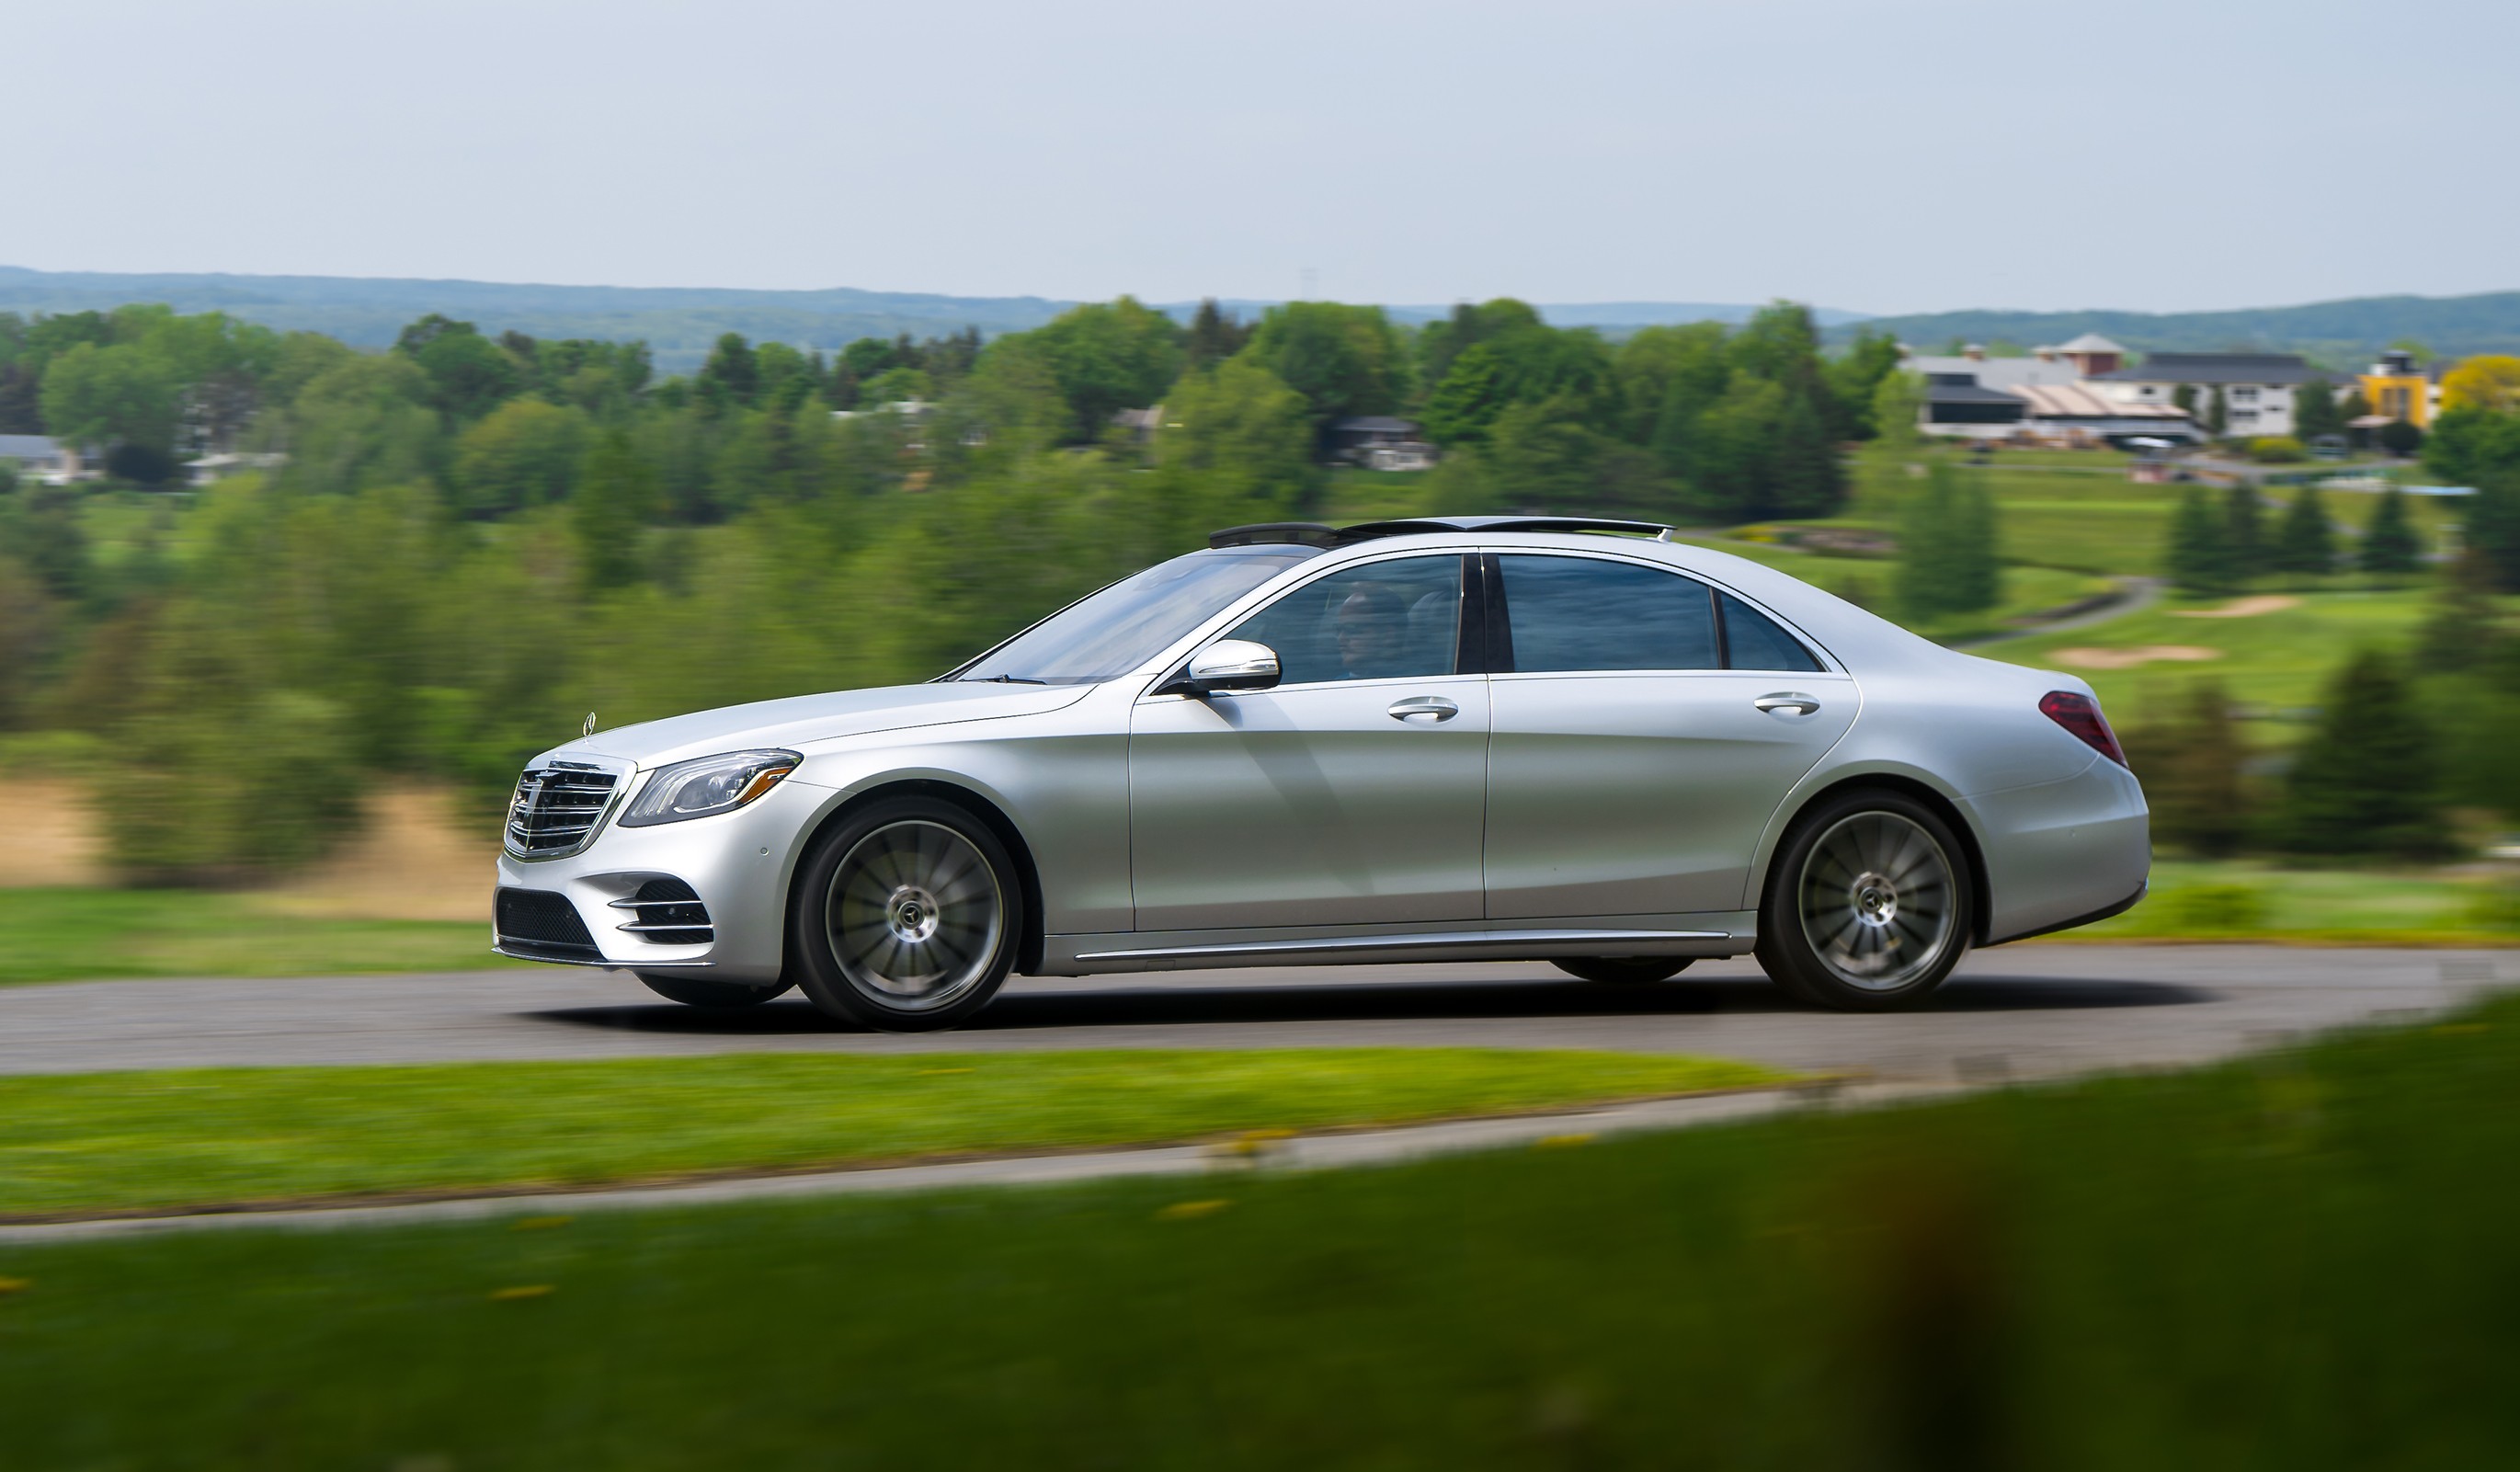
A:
2,946,2510,1085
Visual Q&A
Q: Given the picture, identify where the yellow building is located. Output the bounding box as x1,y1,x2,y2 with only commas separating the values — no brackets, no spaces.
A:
2357,348,2446,428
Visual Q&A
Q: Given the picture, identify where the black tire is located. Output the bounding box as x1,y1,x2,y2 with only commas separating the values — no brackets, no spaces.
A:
788,797,1023,1033
1550,956,1694,985
1755,788,1973,1011
637,973,793,1008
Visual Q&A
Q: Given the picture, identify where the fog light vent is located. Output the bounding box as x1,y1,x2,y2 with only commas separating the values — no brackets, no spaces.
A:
612,878,713,945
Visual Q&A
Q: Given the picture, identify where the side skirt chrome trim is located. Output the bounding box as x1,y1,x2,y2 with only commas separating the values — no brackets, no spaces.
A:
1073,929,1732,964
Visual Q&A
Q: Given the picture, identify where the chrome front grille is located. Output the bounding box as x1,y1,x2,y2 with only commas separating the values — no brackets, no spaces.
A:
506,761,621,858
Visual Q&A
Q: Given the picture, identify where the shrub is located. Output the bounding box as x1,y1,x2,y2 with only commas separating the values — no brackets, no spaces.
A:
2246,436,2306,464
2156,883,2270,933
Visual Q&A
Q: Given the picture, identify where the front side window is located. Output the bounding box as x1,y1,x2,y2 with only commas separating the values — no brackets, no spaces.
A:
1224,555,1464,685
1497,555,1718,673
957,545,1320,685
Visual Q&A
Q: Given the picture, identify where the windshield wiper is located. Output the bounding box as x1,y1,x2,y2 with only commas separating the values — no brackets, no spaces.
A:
964,674,1049,685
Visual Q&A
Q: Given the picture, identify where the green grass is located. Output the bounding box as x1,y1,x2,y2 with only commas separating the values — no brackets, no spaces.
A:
0,1049,1786,1217
0,888,516,985
1984,587,2437,741
2057,859,2519,944
1669,533,2111,639
6,998,2520,1467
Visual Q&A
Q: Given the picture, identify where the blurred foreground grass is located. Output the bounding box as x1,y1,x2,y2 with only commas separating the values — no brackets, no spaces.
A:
6,998,2518,1466
0,1049,1784,1216
2058,860,2520,945
0,888,513,984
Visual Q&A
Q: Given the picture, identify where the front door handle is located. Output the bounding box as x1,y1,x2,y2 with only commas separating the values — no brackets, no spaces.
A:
1754,692,1822,716
1387,695,1459,723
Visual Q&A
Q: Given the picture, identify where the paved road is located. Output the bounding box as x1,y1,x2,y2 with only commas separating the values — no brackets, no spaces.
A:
2,947,2508,1085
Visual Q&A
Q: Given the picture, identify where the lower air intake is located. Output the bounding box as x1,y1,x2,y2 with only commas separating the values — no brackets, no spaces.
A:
495,887,602,962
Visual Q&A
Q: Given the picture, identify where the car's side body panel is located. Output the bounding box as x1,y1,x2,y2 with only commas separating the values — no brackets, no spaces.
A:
1126,672,1491,930
1486,669,1858,918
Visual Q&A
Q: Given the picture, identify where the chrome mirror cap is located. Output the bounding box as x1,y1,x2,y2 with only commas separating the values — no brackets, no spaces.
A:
1182,639,1281,695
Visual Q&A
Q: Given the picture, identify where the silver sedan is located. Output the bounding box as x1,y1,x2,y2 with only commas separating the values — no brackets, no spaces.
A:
493,517,2149,1029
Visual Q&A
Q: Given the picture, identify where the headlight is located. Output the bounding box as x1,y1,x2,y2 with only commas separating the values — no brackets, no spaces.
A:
618,749,801,827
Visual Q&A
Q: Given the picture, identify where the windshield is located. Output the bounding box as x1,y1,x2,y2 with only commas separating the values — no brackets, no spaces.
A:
955,545,1322,686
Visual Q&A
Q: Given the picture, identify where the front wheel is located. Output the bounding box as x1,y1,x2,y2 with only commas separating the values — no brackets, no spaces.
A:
789,798,1023,1032
1551,957,1693,985
637,974,792,1008
1756,790,1973,1011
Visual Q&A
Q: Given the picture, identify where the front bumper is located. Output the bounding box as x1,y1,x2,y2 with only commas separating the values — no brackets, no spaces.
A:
491,772,831,985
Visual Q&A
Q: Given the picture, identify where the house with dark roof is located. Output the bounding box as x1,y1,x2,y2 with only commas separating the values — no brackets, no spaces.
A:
1328,416,1437,472
0,434,77,483
2087,352,2331,438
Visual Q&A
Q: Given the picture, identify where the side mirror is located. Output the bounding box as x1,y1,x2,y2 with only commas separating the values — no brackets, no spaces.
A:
1175,639,1281,696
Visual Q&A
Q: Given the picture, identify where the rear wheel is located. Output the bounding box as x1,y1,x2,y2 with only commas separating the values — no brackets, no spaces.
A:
1550,956,1693,985
1756,790,1972,1011
636,974,792,1008
789,798,1022,1033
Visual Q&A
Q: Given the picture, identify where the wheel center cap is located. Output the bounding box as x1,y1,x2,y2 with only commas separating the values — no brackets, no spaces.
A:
887,886,941,943
1851,872,1899,927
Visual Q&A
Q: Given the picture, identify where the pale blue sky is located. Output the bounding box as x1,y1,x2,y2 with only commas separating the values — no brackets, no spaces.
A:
11,0,2515,314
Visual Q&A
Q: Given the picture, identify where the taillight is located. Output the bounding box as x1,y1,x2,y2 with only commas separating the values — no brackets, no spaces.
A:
2040,690,2127,766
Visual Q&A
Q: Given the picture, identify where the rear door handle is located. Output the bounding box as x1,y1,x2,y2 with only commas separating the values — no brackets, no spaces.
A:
1754,692,1821,716
1387,695,1459,723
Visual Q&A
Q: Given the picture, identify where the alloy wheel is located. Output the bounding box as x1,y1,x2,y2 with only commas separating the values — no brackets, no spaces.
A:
1795,810,1958,992
824,820,1006,1011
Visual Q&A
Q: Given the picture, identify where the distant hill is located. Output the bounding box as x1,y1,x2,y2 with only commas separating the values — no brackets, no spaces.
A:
17,267,2504,371
0,267,1855,374
1838,292,2520,367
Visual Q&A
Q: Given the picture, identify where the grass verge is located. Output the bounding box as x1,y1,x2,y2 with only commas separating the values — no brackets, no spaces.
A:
0,1048,1786,1217
0,887,516,985
4,997,2517,1466
2047,858,2519,946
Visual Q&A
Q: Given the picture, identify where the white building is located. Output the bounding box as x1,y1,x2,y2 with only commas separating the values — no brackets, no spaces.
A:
1903,337,2196,444
2086,352,2332,439
0,434,80,484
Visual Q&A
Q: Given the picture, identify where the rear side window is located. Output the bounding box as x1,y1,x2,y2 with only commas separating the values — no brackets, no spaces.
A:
1497,555,1719,673
1719,592,1824,672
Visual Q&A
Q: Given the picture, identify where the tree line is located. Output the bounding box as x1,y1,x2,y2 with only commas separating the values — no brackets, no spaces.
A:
0,295,1902,879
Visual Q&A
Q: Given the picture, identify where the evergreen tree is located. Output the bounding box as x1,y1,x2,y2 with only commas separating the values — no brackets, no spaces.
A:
1895,462,2000,622
2122,679,2250,856
2271,485,2334,576
2222,484,2265,581
2467,480,2520,592
2172,382,2197,418
2293,380,2343,441
2358,485,2423,576
2165,485,2233,595
1183,299,1249,372
2415,550,2507,669
2280,648,2446,857
2205,385,2229,437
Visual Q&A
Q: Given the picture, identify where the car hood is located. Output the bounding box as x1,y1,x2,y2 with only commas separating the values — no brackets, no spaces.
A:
539,682,1093,771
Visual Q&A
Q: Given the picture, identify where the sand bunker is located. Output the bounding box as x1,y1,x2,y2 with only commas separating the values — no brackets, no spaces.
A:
0,780,494,919
2174,595,2301,619
0,779,110,887
2048,645,2223,670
